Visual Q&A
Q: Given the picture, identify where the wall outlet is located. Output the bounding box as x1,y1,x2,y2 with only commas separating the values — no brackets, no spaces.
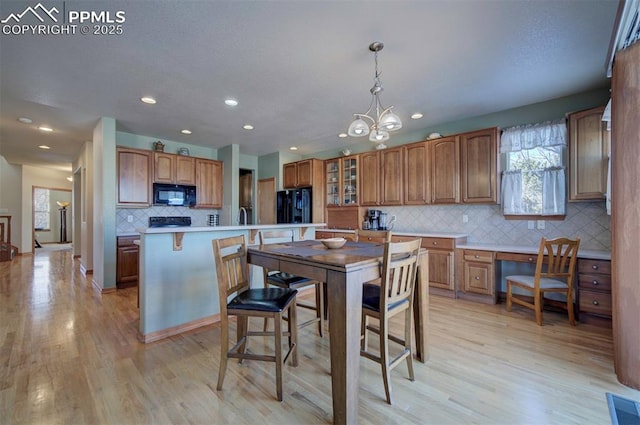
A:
537,220,545,230
528,220,534,230
462,214,468,223
127,215,133,223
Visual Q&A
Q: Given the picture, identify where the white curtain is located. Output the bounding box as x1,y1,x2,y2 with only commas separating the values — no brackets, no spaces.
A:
502,171,523,214
541,167,566,215
500,120,567,153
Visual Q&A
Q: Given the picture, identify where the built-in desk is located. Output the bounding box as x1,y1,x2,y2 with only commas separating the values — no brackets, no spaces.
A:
456,243,612,326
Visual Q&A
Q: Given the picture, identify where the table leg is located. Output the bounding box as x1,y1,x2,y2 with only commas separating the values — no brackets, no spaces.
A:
327,269,363,425
413,253,429,362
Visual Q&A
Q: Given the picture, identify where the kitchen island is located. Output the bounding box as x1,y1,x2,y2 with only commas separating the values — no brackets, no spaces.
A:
137,223,325,343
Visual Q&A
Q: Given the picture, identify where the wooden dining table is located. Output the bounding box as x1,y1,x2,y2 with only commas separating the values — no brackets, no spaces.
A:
247,239,429,425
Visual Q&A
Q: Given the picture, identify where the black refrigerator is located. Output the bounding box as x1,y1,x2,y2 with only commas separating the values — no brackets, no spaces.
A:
277,188,312,224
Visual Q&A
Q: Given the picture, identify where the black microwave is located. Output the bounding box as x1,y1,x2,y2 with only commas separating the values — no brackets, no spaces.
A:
153,183,197,207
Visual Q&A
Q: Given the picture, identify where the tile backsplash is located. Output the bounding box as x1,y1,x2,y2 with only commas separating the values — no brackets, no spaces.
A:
377,201,610,251
116,206,223,234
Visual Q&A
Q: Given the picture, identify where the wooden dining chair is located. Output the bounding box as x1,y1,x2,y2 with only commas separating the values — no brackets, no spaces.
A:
360,238,422,404
212,235,298,401
506,237,581,326
259,230,324,337
354,229,392,243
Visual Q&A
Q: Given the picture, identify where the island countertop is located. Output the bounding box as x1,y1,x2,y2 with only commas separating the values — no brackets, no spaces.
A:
139,222,326,234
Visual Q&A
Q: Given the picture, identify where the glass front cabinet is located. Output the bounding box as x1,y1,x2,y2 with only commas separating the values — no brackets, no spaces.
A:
325,156,359,207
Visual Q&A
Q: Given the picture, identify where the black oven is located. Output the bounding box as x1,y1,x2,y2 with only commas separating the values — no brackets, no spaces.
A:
153,183,197,207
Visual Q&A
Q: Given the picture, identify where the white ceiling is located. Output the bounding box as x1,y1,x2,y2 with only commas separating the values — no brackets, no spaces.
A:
0,0,619,171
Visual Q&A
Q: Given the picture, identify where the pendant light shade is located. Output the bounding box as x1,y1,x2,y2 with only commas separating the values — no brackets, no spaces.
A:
348,116,370,137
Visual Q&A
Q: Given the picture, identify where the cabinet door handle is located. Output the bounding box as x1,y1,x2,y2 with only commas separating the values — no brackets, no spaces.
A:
592,300,599,306
592,280,599,285
592,265,599,270
475,276,480,280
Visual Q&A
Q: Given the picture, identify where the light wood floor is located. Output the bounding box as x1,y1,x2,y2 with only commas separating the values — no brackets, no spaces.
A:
1,250,638,424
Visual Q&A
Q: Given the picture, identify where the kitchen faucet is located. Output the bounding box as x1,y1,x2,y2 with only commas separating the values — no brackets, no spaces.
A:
238,207,248,225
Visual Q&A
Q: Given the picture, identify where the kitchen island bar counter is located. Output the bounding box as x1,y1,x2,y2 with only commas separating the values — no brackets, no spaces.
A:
140,223,326,234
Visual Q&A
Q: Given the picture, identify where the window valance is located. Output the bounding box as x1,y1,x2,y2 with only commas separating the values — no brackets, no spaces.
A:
500,119,567,153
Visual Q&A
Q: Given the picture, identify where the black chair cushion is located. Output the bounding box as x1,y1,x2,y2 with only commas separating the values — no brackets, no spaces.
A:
228,288,297,313
267,272,312,288
362,283,408,312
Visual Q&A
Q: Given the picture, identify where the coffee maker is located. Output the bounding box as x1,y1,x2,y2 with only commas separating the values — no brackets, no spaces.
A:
367,209,381,230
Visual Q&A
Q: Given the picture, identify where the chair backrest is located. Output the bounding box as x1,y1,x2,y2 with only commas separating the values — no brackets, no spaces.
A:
212,235,251,313
354,229,392,243
534,237,581,287
380,238,422,311
259,230,295,246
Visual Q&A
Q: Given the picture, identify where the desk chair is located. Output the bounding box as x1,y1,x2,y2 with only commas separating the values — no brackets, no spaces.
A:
506,237,581,326
212,235,298,401
260,230,324,337
354,229,392,244
360,238,422,404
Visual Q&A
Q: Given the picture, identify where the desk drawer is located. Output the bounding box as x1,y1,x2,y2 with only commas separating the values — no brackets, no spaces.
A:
496,252,537,263
463,249,494,263
315,231,334,239
578,259,611,275
579,289,612,316
578,273,612,291
421,237,454,250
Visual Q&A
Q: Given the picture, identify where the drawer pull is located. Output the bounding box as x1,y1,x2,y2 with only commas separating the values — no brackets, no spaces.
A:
475,276,480,280
474,255,480,259
592,265,599,270
432,241,438,246
528,257,534,262
592,300,599,306
592,280,599,285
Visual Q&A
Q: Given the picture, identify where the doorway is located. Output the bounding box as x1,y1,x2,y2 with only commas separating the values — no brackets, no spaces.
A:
32,186,72,253
239,169,254,225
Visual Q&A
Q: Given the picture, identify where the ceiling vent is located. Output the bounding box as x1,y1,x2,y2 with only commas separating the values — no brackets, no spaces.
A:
606,0,640,77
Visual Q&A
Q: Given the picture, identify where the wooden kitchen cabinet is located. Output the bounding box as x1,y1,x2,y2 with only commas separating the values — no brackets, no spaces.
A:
568,106,610,201
283,159,322,189
154,152,196,185
195,158,223,208
404,141,430,205
458,249,496,302
117,236,139,288
460,128,499,204
430,136,460,204
359,151,380,206
325,156,359,207
380,147,403,205
577,258,611,326
117,147,152,208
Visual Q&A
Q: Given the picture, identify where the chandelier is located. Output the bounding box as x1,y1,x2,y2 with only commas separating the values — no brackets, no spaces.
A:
347,41,402,146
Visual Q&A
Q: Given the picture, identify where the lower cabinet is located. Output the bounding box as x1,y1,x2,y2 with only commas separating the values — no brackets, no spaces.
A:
457,249,496,303
577,258,611,326
117,236,139,288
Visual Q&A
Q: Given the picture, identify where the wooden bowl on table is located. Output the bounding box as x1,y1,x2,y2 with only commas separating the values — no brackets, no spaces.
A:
321,238,347,249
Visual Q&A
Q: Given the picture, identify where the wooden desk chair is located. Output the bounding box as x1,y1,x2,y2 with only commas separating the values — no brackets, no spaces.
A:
212,235,298,401
506,237,581,326
360,238,422,404
354,229,392,243
259,230,324,337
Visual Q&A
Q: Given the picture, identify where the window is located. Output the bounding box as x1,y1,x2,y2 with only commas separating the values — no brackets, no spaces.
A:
501,120,567,216
33,188,50,230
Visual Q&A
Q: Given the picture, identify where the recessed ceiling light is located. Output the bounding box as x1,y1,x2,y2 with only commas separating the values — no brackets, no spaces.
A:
39,145,51,149
18,117,33,124
38,126,53,132
411,113,424,120
66,176,73,182
225,99,238,106
243,124,254,130
338,133,348,138
140,96,157,104
289,146,298,151
181,129,192,135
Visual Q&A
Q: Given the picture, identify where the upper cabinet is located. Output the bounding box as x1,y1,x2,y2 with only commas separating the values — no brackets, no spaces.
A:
460,127,499,204
195,158,223,209
568,106,610,201
117,147,152,208
430,136,460,204
154,152,196,185
325,156,359,207
283,159,322,189
360,151,381,206
380,147,403,205
404,141,430,205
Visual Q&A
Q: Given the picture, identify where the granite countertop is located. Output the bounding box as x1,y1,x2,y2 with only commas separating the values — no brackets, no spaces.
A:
139,223,327,234
328,228,468,239
457,242,610,260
